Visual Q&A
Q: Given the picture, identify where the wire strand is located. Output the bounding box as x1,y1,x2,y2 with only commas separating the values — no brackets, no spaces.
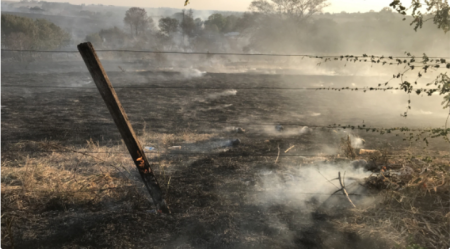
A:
2,49,449,59
0,84,439,92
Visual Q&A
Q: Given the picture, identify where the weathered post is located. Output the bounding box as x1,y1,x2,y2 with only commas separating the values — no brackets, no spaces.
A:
77,42,170,213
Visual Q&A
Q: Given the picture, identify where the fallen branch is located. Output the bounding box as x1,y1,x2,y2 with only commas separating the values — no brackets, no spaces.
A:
284,145,295,153
338,171,356,208
275,143,280,164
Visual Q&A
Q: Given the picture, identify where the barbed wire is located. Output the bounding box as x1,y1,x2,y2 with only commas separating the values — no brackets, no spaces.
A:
0,120,442,131
0,149,416,158
1,84,442,93
2,49,450,59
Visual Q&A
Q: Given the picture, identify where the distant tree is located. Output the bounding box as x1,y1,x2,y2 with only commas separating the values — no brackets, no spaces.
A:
3,32,31,50
29,6,44,12
249,0,329,22
124,7,151,36
99,27,129,48
205,23,220,34
159,17,179,35
204,13,226,32
379,7,393,13
194,17,203,34
1,14,70,50
234,12,257,32
241,0,329,52
224,15,238,33
180,9,196,37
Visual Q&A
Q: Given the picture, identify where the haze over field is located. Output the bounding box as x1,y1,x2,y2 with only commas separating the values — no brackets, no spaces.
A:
1,0,449,248
2,0,405,12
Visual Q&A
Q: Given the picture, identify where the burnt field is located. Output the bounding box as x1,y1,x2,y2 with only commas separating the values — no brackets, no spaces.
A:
2,69,446,144
2,68,450,249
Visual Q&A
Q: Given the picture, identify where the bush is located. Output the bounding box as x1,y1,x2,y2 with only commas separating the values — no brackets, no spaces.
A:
1,14,70,50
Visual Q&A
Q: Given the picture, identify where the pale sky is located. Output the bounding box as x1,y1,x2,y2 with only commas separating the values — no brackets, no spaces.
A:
23,0,399,13
147,0,393,13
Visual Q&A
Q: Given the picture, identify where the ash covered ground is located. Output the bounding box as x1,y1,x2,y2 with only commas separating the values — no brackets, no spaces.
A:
2,61,449,249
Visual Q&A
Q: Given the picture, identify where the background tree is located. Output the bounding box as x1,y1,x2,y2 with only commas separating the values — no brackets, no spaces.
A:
180,9,196,37
242,0,329,52
1,14,70,50
224,15,239,33
194,17,204,35
204,13,226,32
249,0,330,22
159,17,179,36
124,7,151,36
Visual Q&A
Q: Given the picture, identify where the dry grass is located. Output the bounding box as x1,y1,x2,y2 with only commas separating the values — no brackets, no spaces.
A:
1,130,218,247
335,151,450,249
340,135,357,160
1,129,216,194
2,129,448,248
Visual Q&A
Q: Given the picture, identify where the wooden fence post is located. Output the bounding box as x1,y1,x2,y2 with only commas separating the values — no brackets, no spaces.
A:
77,42,170,214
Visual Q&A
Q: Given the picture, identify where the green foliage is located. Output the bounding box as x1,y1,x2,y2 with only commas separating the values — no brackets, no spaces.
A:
389,0,450,32
205,13,227,32
249,0,329,20
124,7,153,36
84,27,130,49
1,14,70,50
180,9,196,37
159,17,179,35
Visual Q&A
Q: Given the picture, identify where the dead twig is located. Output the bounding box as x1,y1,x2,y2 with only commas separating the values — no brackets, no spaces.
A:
284,145,295,153
275,143,280,164
338,171,356,208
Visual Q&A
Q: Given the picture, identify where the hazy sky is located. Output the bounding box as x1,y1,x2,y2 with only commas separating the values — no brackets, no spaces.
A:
147,0,393,13
22,0,396,13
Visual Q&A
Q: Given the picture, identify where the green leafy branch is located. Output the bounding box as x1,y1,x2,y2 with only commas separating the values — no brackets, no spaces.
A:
316,51,450,143
389,0,450,33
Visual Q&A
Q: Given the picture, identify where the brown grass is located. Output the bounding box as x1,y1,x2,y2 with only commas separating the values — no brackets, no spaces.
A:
1,130,448,248
1,130,218,247
335,150,450,249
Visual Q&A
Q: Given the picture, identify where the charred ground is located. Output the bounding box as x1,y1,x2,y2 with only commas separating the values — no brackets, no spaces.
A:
2,69,449,249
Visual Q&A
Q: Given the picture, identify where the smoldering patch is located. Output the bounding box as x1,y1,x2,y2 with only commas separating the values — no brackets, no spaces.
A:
180,67,205,79
167,138,241,154
206,89,237,100
261,125,313,137
252,162,377,210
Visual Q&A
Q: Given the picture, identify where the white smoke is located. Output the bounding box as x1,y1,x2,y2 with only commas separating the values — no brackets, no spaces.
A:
261,125,312,137
351,136,365,149
180,67,205,79
68,77,92,87
253,162,374,209
206,89,237,100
